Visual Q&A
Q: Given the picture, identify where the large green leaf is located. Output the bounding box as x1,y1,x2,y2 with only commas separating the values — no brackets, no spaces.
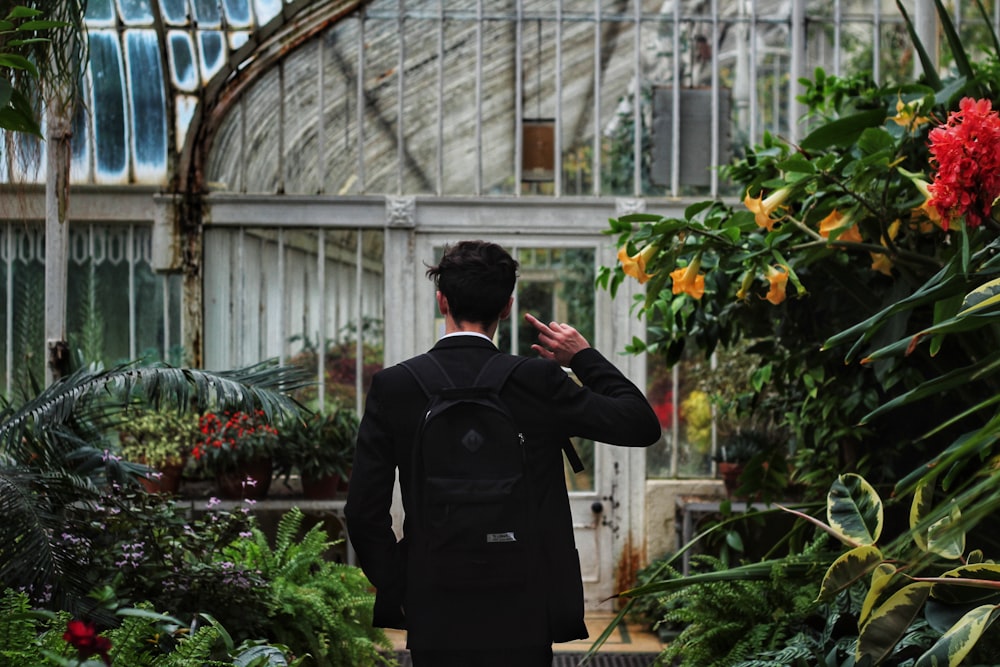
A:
861,564,898,628
926,503,965,561
895,0,943,90
931,564,1000,605
858,583,932,664
910,480,934,552
915,604,1000,667
828,474,883,546
800,108,888,151
818,545,884,602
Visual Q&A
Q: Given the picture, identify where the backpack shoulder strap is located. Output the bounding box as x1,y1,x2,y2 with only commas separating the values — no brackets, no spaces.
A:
399,353,454,396
472,353,527,392
474,354,585,474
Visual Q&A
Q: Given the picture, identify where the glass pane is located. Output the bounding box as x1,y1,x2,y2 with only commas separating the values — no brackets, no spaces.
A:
85,0,115,25
125,30,168,182
222,0,252,29
198,31,226,83
118,0,155,25
253,0,282,26
168,31,198,92
89,31,129,182
159,0,189,25
192,0,221,27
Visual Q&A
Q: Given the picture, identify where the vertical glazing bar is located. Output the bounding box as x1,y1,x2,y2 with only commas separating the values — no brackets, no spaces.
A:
357,12,367,192
162,276,170,361
592,0,601,196
995,0,999,41
317,228,326,411
872,0,881,85
397,0,406,195
670,0,681,197
318,35,326,193
235,228,245,369
789,0,805,144
239,99,247,192
632,0,642,197
834,0,842,76
437,0,445,196
475,0,484,196
278,60,286,194
515,0,524,194
749,0,759,145
710,0,720,196
555,0,564,197
355,231,364,416
128,225,136,361
278,228,286,366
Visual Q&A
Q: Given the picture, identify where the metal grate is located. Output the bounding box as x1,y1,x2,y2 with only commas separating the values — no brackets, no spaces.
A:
394,652,661,667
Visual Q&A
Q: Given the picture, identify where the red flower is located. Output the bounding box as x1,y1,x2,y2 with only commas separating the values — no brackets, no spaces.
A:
64,619,112,665
927,97,1000,229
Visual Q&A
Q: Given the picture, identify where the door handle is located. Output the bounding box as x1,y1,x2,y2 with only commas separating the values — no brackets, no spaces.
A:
591,500,604,514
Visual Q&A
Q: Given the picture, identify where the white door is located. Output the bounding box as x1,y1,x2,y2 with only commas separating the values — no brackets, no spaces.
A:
407,234,648,608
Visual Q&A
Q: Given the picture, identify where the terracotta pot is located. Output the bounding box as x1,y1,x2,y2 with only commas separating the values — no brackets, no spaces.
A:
301,473,343,500
717,461,745,498
215,458,273,500
139,462,185,495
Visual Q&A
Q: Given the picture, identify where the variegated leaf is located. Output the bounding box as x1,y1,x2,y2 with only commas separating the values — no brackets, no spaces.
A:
910,480,934,552
828,473,883,546
818,545,883,603
926,502,964,560
959,276,1000,315
932,563,1000,605
861,563,898,628
858,583,931,664
915,604,1000,667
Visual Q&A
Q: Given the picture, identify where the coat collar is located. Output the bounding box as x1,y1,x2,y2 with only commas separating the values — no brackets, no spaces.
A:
430,334,499,352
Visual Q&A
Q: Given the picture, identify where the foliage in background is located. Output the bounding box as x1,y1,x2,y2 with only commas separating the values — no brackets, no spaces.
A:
230,508,392,667
117,408,201,470
600,0,1000,662
275,406,359,483
0,359,306,614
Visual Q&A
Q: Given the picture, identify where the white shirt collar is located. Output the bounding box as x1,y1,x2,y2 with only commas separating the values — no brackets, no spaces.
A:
441,331,494,343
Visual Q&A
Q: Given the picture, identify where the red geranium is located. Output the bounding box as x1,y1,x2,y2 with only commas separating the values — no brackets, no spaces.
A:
63,619,112,665
927,97,1000,229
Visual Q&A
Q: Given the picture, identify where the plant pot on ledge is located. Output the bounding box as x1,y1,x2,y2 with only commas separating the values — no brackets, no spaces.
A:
215,457,274,500
139,461,186,495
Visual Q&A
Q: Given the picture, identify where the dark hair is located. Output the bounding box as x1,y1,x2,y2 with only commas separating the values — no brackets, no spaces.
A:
426,241,519,325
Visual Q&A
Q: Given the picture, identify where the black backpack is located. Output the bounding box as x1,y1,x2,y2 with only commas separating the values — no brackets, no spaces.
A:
400,352,533,590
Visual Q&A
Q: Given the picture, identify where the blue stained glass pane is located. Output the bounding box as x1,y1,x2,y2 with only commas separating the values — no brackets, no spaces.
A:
168,32,198,91
192,0,221,26
160,0,190,25
199,31,225,82
70,92,91,181
125,30,167,180
89,31,129,181
118,0,155,25
222,0,251,28
253,0,281,26
85,0,115,25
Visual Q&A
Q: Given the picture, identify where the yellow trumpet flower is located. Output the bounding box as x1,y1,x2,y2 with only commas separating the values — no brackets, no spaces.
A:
818,210,862,244
744,186,792,232
764,265,789,305
669,256,705,300
617,243,658,284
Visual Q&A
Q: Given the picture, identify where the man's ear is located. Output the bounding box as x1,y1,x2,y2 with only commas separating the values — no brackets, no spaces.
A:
499,297,513,321
436,291,449,316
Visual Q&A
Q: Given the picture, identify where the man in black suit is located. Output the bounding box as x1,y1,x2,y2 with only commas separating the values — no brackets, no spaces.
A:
345,240,660,666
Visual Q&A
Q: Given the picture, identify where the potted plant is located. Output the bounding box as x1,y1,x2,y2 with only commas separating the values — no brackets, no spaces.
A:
193,409,281,499
118,408,201,494
714,430,768,498
277,405,358,499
